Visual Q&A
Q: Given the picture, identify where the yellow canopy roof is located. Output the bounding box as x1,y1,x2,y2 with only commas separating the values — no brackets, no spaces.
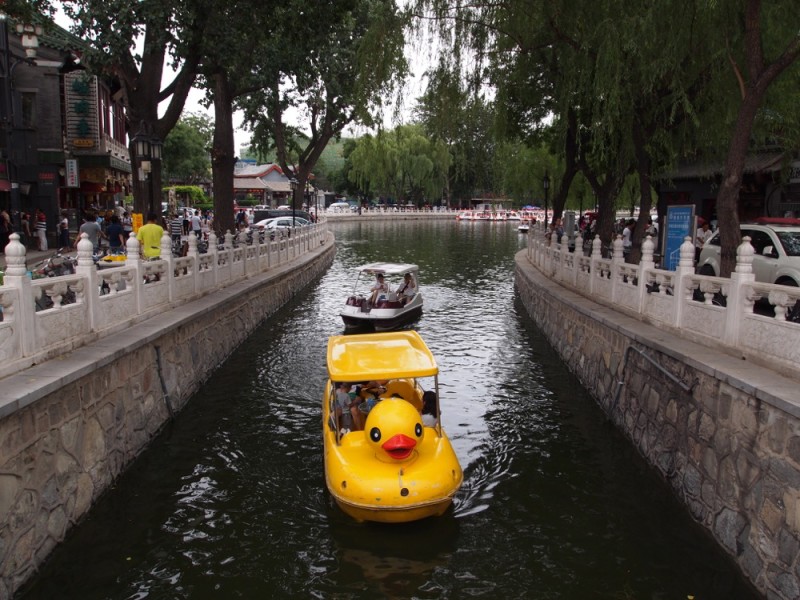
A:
327,331,438,382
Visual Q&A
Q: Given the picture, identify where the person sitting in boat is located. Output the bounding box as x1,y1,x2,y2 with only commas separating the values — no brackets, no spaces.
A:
335,382,362,433
396,273,417,305
421,390,438,427
369,273,389,306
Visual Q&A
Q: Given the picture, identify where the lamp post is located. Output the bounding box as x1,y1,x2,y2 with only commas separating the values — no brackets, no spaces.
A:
289,177,298,228
132,129,151,215
150,136,162,216
542,171,550,231
131,124,162,217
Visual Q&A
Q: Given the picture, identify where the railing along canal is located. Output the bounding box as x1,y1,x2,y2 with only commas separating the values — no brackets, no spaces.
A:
526,230,800,378
0,223,328,380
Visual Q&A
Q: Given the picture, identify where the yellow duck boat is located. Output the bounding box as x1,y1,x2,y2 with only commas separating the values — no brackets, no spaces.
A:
323,331,463,523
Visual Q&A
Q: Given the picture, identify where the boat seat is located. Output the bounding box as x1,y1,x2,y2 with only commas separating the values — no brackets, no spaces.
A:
376,300,403,309
346,295,364,307
383,379,422,411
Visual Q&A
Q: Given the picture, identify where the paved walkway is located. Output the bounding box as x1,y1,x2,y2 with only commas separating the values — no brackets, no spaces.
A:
0,247,68,271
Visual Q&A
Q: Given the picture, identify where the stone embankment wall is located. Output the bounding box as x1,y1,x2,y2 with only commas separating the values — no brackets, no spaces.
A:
515,251,800,600
0,236,335,599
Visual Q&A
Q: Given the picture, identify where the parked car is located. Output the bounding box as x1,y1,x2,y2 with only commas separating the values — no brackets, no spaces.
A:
697,218,800,286
252,208,312,223
253,216,310,231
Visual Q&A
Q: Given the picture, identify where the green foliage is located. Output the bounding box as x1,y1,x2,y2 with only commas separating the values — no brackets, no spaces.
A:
347,124,450,204
168,185,208,206
163,113,213,185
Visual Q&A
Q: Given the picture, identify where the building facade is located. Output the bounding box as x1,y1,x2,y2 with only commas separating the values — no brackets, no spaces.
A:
0,15,131,247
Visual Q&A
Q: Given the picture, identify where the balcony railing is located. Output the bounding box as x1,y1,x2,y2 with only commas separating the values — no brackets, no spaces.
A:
525,230,800,379
0,223,328,380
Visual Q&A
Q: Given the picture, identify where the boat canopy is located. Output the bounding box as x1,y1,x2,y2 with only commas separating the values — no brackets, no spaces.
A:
356,262,419,276
327,331,438,381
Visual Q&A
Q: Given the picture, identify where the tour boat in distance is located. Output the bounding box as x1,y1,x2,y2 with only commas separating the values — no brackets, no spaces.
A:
340,262,423,331
323,330,463,523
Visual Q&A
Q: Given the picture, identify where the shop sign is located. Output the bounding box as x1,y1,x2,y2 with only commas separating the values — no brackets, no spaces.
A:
65,159,79,187
38,170,57,188
73,139,95,148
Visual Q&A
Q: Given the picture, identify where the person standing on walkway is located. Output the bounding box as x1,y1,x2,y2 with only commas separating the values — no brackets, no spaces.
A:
191,210,202,239
35,208,48,251
76,213,105,253
0,209,11,252
694,220,713,263
106,215,125,252
122,211,133,241
137,212,164,258
58,211,70,249
169,213,183,244
20,212,32,248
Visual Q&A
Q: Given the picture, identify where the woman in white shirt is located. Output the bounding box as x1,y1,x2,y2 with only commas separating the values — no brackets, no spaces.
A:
396,272,417,305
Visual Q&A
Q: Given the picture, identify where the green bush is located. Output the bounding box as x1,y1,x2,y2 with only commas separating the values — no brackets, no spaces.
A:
167,185,208,206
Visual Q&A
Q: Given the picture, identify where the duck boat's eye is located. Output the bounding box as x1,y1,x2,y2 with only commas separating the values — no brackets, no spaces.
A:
415,423,422,437
370,427,381,442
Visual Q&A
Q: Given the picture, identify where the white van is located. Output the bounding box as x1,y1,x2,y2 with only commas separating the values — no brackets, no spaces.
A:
328,201,352,213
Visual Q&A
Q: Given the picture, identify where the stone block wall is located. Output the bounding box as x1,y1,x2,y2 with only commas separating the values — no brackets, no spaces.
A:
516,252,800,600
0,239,334,599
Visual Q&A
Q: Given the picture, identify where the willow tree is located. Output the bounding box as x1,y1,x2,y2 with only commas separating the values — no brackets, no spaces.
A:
414,62,497,206
348,124,450,204
241,0,409,216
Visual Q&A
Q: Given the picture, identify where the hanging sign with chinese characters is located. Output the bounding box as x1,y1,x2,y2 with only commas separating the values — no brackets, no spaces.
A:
65,159,79,187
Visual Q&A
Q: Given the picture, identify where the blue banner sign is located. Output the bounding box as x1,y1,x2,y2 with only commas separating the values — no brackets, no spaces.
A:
664,205,695,270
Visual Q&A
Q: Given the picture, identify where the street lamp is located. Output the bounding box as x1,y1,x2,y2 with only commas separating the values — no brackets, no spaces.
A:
150,136,163,215
132,128,152,215
543,171,550,231
289,177,298,228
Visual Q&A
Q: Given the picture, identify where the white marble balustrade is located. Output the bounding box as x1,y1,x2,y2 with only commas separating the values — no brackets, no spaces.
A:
526,230,800,378
0,223,327,379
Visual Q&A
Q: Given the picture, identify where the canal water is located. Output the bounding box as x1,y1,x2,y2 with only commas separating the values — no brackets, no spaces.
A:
19,220,758,599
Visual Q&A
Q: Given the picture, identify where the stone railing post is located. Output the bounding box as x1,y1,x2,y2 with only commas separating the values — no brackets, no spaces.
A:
2,233,35,356
125,232,143,314
207,231,219,286
612,234,624,263
724,236,755,346
186,230,199,292
75,233,99,329
637,235,656,312
589,235,602,296
159,232,174,300
673,236,696,327
224,230,234,250
610,234,625,301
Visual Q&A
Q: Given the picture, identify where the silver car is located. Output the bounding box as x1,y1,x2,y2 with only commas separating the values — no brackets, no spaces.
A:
697,220,800,286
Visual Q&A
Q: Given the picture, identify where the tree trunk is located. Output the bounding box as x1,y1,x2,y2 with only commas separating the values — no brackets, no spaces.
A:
714,94,760,276
211,72,237,237
628,119,654,264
